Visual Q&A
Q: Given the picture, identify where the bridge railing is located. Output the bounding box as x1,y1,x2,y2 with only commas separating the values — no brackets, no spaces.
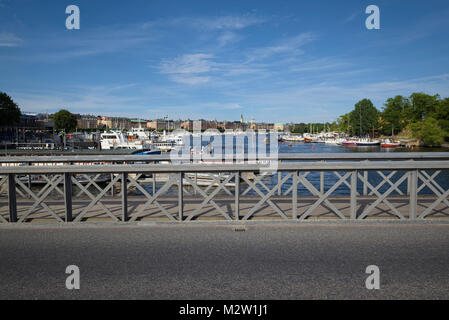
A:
1,152,449,165
0,155,449,223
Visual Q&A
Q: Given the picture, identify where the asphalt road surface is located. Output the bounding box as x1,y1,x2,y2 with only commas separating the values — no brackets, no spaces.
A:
1,223,448,299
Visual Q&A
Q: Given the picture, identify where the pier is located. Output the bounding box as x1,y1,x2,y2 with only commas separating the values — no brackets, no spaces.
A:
1,153,449,223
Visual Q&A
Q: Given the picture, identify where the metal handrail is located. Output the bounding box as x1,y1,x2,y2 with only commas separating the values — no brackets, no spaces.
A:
0,152,449,164
1,160,449,174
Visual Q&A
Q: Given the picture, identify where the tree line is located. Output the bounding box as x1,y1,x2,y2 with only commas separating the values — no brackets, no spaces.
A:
290,93,449,147
337,93,449,146
0,92,77,132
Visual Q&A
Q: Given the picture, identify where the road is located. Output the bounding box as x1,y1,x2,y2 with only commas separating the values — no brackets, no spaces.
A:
0,223,448,299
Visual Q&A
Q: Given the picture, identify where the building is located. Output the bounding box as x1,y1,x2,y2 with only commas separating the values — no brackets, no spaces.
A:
182,120,193,131
149,119,169,131
274,123,285,131
130,119,147,128
76,115,98,129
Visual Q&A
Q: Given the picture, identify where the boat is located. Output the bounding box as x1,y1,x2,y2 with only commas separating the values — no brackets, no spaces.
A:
131,149,162,155
159,132,187,146
100,131,158,151
152,141,177,152
342,140,357,146
324,138,344,145
356,139,380,146
281,135,304,142
381,139,401,148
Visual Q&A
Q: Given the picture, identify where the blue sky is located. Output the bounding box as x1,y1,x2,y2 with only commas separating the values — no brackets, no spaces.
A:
1,0,449,123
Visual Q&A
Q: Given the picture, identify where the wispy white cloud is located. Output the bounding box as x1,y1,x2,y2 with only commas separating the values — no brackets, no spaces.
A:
223,73,449,122
158,53,217,84
8,24,158,61
217,31,242,47
193,15,265,30
159,53,215,74
0,32,22,47
143,14,265,31
158,32,316,85
248,32,315,61
170,75,211,85
343,11,360,24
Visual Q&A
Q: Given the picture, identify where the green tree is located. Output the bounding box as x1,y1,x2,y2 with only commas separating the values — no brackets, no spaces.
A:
434,98,449,133
329,121,339,132
0,92,21,126
349,99,379,137
382,95,410,136
337,113,351,135
408,93,440,122
410,117,446,147
290,123,306,134
54,109,77,132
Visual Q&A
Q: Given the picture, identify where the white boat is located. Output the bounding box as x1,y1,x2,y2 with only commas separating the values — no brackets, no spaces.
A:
128,127,152,140
159,131,188,146
152,141,177,152
324,138,345,145
281,135,304,142
100,131,156,150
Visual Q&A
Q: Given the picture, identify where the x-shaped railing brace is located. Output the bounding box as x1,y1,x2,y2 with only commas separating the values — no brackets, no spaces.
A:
72,175,120,222
184,173,235,221
357,171,409,220
75,174,103,197
73,174,121,222
241,172,292,220
368,171,405,196
418,170,449,219
241,172,272,196
15,174,64,223
298,171,349,220
128,173,178,222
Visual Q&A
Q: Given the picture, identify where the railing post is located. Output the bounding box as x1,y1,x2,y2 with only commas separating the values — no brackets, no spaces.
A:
277,171,282,196
110,173,114,196
194,173,197,195
362,160,368,196
8,173,17,223
152,173,156,196
292,171,298,220
121,173,128,222
64,173,73,222
178,172,184,221
234,172,240,220
350,170,357,220
27,162,32,198
320,161,324,196
409,170,418,220
407,160,414,195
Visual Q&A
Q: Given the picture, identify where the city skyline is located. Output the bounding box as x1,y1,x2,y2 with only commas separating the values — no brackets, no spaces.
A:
1,0,449,122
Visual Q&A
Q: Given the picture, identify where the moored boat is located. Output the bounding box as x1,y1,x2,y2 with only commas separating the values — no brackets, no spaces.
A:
342,140,357,146
356,139,380,146
381,139,401,148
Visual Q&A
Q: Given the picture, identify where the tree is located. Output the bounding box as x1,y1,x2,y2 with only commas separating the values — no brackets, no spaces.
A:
382,95,410,136
0,92,21,126
337,113,351,135
434,98,449,133
349,99,379,137
410,117,446,147
290,123,306,134
54,109,77,132
408,93,440,122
